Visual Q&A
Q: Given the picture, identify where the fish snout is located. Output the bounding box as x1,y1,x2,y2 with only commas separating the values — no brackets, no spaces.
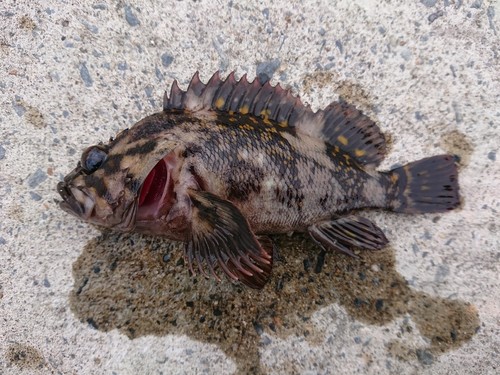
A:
57,181,95,219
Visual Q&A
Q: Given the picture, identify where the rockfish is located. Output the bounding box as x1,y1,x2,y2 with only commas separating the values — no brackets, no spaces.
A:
57,72,460,289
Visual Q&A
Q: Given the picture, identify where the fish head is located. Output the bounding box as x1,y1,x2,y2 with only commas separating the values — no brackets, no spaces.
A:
57,113,181,232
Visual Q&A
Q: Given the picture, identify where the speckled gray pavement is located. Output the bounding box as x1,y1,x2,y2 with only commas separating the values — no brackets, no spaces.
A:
1,1,499,374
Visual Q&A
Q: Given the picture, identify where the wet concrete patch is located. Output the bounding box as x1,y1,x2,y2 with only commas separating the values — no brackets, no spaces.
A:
302,71,375,113
5,343,46,370
440,130,474,167
70,232,479,374
12,97,46,128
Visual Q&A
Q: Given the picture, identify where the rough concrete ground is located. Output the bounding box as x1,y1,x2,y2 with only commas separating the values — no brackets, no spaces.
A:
0,0,499,374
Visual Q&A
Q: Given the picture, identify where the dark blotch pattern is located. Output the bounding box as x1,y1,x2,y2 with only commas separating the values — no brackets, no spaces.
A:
125,139,158,156
101,153,124,175
226,160,264,201
84,174,108,198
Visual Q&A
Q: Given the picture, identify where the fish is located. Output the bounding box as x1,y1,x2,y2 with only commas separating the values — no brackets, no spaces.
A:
57,71,460,289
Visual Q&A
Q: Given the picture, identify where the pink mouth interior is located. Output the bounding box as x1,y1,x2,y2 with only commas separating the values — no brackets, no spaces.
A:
137,156,173,220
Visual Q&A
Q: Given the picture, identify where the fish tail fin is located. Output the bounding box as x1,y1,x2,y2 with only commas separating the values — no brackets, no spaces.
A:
385,155,460,214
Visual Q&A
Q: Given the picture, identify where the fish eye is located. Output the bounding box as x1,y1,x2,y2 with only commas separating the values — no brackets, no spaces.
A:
81,146,107,174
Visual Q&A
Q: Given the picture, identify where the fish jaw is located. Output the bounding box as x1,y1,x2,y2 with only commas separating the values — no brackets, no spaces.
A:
57,182,96,220
57,177,138,232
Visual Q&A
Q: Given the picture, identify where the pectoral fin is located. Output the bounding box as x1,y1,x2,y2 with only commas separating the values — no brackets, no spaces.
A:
186,189,273,289
308,216,388,257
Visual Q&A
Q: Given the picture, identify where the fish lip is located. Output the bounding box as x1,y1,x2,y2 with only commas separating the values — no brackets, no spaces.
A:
57,181,95,219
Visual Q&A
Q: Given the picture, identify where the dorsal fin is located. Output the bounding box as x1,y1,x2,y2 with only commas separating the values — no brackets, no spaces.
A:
163,71,387,167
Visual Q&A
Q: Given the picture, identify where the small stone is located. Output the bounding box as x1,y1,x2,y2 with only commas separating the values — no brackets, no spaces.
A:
428,10,444,24
27,168,47,188
487,151,496,161
124,5,140,26
144,85,154,98
43,277,51,287
371,264,380,272
161,53,174,67
314,250,326,274
0,145,5,159
400,47,412,61
354,336,362,344
303,258,311,272
79,63,93,87
29,191,42,201
213,307,222,316
0,237,6,245
256,59,280,83
253,321,264,335
434,264,450,282
416,349,434,365
81,20,98,34
335,40,343,54
12,97,26,117
375,299,384,311
117,62,128,71
470,0,483,9
260,335,272,345
155,66,164,81
420,0,437,7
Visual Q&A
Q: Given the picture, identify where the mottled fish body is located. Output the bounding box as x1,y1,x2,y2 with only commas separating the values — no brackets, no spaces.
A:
58,72,460,288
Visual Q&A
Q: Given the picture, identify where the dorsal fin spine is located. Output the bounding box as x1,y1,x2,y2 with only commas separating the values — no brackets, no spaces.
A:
163,71,387,167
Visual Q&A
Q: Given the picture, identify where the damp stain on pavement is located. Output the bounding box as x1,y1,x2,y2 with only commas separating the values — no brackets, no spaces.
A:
70,232,480,374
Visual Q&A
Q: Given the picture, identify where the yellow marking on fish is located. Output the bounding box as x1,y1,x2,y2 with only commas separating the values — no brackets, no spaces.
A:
343,154,351,165
249,117,258,124
354,149,366,157
215,97,225,109
421,185,430,191
263,117,273,126
279,120,288,128
260,110,273,126
239,123,253,131
390,174,399,184
229,116,237,123
240,105,249,114
337,135,348,146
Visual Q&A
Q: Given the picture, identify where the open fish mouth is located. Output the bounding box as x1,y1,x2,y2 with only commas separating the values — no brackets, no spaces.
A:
136,155,175,221
57,182,95,219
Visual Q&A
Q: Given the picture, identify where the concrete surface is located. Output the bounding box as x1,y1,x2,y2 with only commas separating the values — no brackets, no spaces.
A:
1,0,499,374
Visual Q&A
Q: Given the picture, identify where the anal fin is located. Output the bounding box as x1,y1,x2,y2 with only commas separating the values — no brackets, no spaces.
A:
308,216,388,257
186,189,273,289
